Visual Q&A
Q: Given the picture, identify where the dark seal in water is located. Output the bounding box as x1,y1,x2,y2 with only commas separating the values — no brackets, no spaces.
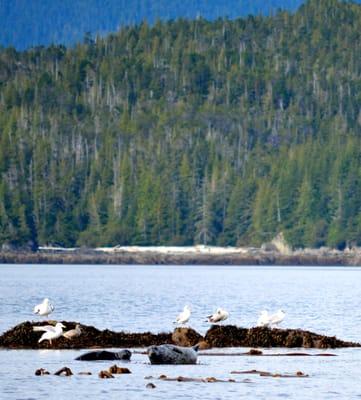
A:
148,344,199,364
75,350,131,361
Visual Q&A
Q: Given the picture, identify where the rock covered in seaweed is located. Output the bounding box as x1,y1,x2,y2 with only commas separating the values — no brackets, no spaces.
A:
0,321,173,349
204,325,359,349
171,327,203,347
0,321,359,349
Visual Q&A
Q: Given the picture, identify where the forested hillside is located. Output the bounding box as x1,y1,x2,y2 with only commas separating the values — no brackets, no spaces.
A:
0,0,361,250
2,0,305,50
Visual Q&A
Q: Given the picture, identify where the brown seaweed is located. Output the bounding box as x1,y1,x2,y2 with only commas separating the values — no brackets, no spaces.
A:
0,321,359,350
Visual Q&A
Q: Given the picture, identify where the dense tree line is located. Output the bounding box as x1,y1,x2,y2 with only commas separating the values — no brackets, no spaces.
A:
0,0,361,250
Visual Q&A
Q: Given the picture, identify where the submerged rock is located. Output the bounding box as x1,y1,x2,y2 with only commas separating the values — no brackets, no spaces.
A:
155,375,239,383
231,369,309,378
54,367,73,376
35,368,50,376
98,370,114,379
108,365,131,374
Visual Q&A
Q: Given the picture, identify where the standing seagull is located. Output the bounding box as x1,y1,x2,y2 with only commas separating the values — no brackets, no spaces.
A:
174,305,191,325
269,309,285,327
257,309,285,328
63,324,82,340
206,308,229,324
34,322,66,345
257,310,271,327
33,298,54,317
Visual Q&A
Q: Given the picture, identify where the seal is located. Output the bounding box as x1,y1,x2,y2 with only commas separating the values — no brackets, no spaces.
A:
147,344,199,365
75,349,131,361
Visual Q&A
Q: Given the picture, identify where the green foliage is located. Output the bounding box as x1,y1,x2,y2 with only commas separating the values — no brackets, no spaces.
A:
0,0,361,249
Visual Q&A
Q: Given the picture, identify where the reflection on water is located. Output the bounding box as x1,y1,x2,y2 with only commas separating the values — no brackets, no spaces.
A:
0,264,361,399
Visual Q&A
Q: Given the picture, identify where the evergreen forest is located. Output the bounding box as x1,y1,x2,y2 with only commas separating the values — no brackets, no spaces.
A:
0,0,361,250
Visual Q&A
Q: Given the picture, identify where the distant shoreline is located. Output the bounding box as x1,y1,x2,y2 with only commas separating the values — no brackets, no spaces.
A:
1,246,361,266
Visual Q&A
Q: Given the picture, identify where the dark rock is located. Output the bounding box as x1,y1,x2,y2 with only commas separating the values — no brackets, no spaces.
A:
146,383,156,389
285,331,304,347
148,344,199,364
75,350,131,361
171,327,203,347
302,333,315,348
0,321,359,350
247,349,263,355
204,325,360,349
54,367,73,376
0,321,172,349
35,368,50,376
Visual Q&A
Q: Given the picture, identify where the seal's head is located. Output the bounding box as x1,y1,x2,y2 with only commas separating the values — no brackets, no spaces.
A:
147,346,163,364
115,349,132,360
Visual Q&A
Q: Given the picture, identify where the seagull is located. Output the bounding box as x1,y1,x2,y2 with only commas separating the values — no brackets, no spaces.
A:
257,310,271,327
63,324,82,340
206,308,229,324
269,309,285,327
34,322,66,345
257,309,285,328
33,298,54,317
174,305,191,325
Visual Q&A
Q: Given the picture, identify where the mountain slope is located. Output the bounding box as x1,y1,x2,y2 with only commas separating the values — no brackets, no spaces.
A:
0,0,361,249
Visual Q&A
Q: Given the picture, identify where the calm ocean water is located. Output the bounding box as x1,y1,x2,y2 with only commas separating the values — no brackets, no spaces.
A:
0,264,361,399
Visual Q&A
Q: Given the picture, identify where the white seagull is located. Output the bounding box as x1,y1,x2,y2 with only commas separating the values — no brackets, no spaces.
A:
34,322,66,345
206,308,229,324
269,309,286,327
33,298,54,317
257,309,285,328
174,305,191,325
257,310,271,327
63,324,82,340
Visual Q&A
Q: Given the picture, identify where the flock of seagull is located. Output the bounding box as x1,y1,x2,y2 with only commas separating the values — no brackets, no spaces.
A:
32,298,81,344
32,298,286,345
174,305,286,328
